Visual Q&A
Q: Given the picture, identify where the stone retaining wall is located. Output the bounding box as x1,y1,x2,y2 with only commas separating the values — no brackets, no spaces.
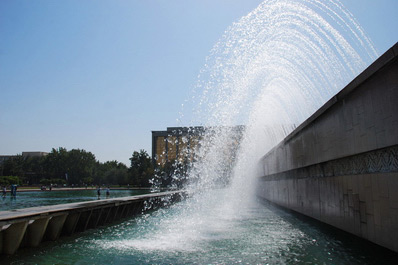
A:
257,43,398,252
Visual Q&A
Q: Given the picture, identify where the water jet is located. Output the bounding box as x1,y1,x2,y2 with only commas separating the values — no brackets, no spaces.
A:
3,0,398,263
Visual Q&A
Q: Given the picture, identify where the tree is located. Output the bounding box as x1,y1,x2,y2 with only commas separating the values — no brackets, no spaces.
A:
129,150,154,187
22,156,45,184
0,147,156,187
66,149,97,184
104,168,128,185
96,160,128,185
42,148,69,180
82,177,94,185
2,155,25,178
0,176,21,186
42,147,97,185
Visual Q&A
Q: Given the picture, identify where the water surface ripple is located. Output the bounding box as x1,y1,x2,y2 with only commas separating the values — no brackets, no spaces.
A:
5,191,397,264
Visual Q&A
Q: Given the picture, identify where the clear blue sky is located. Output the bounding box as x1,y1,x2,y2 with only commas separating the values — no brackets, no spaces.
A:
1,0,397,165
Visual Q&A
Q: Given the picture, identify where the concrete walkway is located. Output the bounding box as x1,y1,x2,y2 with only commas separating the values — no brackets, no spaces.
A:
0,190,186,255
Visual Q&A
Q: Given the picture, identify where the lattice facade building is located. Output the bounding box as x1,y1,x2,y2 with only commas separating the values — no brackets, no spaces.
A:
151,126,245,167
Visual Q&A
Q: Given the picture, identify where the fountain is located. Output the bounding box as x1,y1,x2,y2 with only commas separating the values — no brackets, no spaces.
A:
5,0,398,263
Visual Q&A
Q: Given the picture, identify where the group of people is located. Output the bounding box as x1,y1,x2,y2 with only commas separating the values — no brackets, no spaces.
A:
97,186,110,199
2,184,17,198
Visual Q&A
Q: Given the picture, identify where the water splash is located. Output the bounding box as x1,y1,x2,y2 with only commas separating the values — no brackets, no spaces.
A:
180,0,377,214
142,0,377,251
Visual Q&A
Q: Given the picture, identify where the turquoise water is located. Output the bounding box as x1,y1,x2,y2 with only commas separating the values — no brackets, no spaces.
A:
1,1,394,263
3,191,397,265
0,189,150,211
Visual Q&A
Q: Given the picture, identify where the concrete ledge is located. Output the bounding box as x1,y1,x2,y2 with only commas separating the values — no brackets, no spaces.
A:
0,190,186,255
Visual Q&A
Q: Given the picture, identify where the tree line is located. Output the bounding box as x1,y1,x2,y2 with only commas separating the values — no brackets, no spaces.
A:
0,147,161,187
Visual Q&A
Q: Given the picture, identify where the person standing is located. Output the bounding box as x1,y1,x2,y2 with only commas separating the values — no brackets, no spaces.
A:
10,184,16,197
97,186,101,199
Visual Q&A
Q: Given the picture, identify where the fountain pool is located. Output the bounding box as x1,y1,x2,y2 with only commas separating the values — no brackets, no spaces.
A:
4,190,397,264
0,189,150,211
4,0,395,263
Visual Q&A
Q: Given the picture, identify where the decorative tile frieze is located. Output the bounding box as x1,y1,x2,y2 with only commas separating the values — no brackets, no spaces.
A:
260,145,398,181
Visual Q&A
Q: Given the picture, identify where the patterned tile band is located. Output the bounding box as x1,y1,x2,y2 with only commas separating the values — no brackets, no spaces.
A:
260,145,398,181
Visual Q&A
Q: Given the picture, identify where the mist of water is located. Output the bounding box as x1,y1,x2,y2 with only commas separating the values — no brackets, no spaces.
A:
137,0,377,252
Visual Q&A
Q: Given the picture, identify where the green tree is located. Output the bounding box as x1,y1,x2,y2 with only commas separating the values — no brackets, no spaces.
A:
2,155,48,185
2,155,25,178
42,147,97,185
22,156,45,184
129,150,154,187
66,149,97,184
39,178,51,186
42,148,69,180
104,168,128,185
82,177,94,185
0,176,21,185
96,160,128,185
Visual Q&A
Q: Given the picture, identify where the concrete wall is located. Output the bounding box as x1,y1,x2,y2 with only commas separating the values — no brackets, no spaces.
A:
256,43,398,252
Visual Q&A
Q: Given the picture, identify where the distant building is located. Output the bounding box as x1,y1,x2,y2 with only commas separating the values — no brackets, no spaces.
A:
22,152,49,158
0,152,48,165
151,126,245,167
0,151,49,180
0,155,15,165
